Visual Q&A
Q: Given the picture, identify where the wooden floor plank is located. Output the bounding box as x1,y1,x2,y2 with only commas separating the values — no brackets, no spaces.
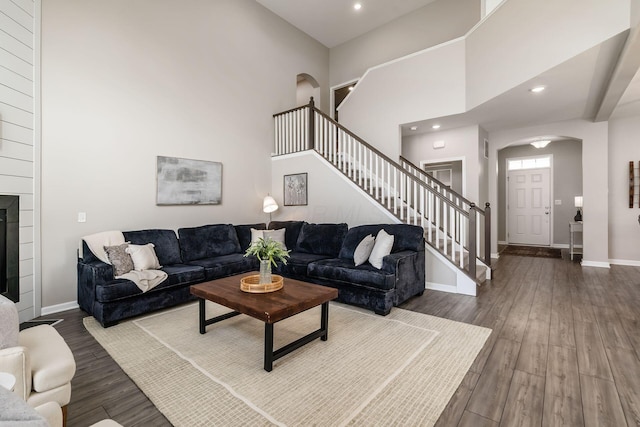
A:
434,371,480,427
466,338,521,422
458,411,499,427
515,318,549,377
543,345,584,427
500,370,545,427
574,320,614,381
580,375,627,427
606,347,640,426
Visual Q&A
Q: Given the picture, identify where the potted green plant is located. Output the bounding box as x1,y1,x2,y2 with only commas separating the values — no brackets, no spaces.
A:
244,237,290,284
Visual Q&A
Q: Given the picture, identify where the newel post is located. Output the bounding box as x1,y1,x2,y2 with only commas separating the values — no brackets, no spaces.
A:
484,202,491,267
308,97,315,150
468,203,477,281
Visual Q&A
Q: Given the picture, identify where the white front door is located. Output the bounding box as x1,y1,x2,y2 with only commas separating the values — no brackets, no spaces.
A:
507,167,551,245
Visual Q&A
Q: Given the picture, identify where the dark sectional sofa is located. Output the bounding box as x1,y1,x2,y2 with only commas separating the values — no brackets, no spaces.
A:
77,221,425,327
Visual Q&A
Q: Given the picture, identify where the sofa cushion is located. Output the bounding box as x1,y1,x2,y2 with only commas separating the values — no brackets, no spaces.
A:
251,228,287,249
368,229,394,269
234,223,267,252
307,258,396,291
123,229,182,265
178,224,242,262
339,224,424,260
104,243,134,276
353,234,375,266
187,253,257,280
274,252,332,277
295,223,348,256
126,243,161,271
268,221,305,251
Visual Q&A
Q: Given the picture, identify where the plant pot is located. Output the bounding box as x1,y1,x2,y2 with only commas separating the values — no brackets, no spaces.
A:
259,259,272,284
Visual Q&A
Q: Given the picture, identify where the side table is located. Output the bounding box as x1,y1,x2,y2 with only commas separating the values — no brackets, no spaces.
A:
569,221,583,261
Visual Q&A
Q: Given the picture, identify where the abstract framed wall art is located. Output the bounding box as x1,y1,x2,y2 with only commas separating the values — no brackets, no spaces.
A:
284,173,308,206
156,156,222,205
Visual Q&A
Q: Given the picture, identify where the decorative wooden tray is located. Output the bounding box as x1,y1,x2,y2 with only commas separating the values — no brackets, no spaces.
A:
240,274,284,293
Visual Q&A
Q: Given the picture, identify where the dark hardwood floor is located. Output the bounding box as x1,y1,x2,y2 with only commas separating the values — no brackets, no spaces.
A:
38,252,640,426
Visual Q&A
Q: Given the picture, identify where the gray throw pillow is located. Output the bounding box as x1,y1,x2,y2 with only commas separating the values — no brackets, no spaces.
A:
353,234,375,266
104,243,134,276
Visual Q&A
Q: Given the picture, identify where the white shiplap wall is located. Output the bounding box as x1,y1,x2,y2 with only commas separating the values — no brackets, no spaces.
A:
0,0,36,321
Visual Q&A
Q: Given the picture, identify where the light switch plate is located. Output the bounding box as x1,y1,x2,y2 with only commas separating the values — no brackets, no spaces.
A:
78,212,87,223
554,200,562,205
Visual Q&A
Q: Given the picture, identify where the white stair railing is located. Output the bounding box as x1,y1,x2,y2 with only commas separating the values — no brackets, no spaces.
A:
273,98,491,281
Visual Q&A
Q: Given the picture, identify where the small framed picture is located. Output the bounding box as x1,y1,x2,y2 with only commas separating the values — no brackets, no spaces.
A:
284,173,308,206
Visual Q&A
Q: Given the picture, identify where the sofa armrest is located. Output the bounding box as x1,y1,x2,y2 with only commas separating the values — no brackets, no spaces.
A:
382,249,426,304
0,345,31,401
77,260,114,314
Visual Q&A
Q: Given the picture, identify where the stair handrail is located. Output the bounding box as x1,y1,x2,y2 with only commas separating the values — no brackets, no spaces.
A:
273,98,491,277
399,155,476,209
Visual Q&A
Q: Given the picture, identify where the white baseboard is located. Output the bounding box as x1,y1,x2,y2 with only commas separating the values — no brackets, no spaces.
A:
609,259,640,267
41,301,79,316
426,281,458,294
581,260,611,269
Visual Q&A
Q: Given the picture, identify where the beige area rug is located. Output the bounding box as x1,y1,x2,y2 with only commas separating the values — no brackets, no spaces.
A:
84,302,491,426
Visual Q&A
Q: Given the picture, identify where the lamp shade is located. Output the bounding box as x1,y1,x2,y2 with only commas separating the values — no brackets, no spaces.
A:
574,196,583,208
263,196,278,213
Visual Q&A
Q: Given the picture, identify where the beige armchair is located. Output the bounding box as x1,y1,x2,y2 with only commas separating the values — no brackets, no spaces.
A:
0,295,76,423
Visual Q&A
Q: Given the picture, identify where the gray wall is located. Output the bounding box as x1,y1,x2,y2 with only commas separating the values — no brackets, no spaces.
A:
329,0,480,86
497,140,582,246
40,0,329,307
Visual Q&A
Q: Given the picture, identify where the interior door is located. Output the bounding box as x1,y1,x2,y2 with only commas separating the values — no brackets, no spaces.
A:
507,167,551,245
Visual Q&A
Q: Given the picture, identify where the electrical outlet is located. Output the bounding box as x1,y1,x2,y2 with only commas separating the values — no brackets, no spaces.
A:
78,212,86,223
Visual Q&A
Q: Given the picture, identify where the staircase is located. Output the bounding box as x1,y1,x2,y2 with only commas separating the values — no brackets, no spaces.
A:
273,98,491,288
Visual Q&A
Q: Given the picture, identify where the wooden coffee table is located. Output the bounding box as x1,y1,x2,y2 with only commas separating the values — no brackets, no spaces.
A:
190,275,338,372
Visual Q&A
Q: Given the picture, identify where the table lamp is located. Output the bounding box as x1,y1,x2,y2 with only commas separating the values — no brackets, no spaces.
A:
574,196,583,222
263,195,278,223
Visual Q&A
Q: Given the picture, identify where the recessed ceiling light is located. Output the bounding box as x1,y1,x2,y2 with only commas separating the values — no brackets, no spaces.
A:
354,3,362,10
529,86,546,93
410,126,418,131
348,86,354,91
432,124,441,129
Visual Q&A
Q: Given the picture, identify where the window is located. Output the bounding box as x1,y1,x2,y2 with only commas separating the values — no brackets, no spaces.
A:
508,156,550,170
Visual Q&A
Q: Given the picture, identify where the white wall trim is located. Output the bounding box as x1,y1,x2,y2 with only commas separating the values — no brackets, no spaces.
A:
581,260,611,268
41,301,79,316
609,259,640,267
34,0,42,318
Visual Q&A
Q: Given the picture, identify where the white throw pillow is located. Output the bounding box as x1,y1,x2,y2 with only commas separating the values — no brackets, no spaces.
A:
368,229,394,269
125,243,161,271
353,234,375,266
251,228,287,250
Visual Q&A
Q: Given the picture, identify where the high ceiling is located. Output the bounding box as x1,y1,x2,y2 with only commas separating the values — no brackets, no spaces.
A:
257,0,640,137
256,0,438,48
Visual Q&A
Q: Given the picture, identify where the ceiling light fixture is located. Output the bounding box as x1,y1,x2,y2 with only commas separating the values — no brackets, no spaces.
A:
530,140,551,149
432,124,441,129
529,86,546,93
354,3,362,10
348,86,354,91
410,126,418,131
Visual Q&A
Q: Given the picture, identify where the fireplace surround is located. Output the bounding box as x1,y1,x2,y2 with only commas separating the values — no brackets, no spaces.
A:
0,195,19,302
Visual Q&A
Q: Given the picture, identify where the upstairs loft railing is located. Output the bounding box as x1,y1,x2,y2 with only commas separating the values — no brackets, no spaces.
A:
273,98,491,281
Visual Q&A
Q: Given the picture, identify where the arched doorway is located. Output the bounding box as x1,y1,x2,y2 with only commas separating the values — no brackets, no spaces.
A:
296,73,320,107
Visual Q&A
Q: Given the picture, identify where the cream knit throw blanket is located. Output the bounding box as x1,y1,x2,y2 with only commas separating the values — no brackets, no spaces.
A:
82,231,167,292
